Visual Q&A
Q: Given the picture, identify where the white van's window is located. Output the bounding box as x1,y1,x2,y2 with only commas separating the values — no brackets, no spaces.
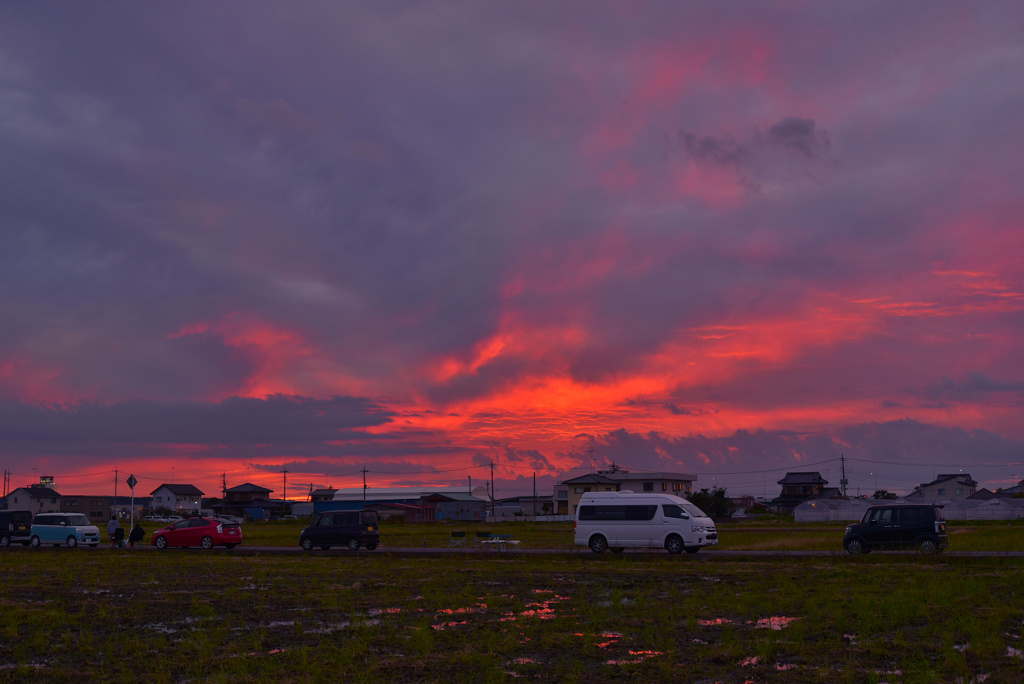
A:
663,504,686,519
578,505,657,521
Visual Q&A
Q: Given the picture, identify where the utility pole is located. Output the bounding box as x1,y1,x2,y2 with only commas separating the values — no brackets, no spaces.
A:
840,453,848,499
533,472,537,516
222,472,227,499
281,468,288,503
362,466,368,506
114,469,118,509
489,460,495,519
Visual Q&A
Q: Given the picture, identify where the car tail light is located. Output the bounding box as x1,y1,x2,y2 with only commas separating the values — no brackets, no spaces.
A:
216,524,223,533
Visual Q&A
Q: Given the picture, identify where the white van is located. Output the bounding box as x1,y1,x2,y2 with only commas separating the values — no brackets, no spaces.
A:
574,491,718,554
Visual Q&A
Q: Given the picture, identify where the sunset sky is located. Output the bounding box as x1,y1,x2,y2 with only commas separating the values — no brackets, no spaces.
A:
2,2,1023,501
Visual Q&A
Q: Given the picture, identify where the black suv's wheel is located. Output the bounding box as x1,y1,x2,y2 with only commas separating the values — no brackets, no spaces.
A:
665,535,684,554
846,539,864,555
919,539,937,555
0,536,10,547
301,537,313,551
589,534,608,554
347,538,360,551
365,542,378,551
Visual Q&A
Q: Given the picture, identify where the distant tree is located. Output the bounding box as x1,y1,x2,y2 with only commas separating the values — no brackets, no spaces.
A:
687,487,736,518
872,490,898,499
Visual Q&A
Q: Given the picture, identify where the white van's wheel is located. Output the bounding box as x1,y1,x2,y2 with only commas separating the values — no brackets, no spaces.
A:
588,534,608,553
665,535,684,554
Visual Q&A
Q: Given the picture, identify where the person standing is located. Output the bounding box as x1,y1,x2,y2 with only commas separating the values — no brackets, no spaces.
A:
107,516,121,548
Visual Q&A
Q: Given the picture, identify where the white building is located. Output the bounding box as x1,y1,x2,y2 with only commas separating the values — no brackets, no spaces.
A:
150,484,204,514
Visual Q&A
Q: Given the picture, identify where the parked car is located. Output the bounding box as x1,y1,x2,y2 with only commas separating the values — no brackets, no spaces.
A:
300,510,379,551
166,515,184,523
152,516,243,549
144,515,168,523
29,513,101,548
0,511,32,547
843,504,947,555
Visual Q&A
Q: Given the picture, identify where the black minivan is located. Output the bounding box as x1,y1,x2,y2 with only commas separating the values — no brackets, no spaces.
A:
300,510,379,551
843,504,947,555
0,511,33,547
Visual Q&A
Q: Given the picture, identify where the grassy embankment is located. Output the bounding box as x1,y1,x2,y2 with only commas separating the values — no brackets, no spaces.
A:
3,547,1024,682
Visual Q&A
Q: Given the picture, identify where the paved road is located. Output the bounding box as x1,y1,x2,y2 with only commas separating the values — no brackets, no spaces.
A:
7,544,1024,558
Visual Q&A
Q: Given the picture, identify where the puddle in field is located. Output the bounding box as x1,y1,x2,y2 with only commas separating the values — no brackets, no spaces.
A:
606,650,663,665
698,616,802,630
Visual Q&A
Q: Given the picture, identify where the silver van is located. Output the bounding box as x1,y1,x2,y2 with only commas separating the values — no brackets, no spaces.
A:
574,491,718,554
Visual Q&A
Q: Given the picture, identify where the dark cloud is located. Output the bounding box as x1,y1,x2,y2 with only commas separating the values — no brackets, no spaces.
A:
922,373,1024,402
0,395,394,453
766,117,830,157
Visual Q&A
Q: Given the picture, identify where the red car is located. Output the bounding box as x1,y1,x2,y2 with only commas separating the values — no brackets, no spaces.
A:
152,516,242,549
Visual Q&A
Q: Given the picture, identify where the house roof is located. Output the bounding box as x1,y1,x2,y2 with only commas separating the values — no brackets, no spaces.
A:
603,471,697,482
420,492,486,503
150,483,205,496
226,482,272,493
811,487,842,500
968,488,997,500
13,486,61,498
562,473,620,485
777,472,827,486
915,473,978,490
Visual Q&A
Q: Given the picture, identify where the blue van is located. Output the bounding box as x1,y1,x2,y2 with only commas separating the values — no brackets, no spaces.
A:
30,513,101,547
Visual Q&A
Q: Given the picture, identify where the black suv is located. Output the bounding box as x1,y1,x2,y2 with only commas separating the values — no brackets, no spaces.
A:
0,511,32,547
843,504,947,555
300,510,379,551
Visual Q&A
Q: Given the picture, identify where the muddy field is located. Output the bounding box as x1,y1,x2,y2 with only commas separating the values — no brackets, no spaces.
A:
3,550,1024,682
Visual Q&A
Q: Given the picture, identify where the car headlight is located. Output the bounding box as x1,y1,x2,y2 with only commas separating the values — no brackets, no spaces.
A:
692,525,705,533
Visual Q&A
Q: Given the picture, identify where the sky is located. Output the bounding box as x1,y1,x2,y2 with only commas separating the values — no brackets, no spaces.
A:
2,2,1023,501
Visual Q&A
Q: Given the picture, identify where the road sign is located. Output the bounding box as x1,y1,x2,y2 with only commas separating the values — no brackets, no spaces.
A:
127,474,137,489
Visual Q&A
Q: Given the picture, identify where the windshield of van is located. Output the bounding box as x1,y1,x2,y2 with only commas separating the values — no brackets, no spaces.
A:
67,514,92,526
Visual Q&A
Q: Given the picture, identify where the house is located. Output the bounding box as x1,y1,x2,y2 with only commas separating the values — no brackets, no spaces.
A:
553,483,569,515
150,484,204,514
3,485,62,514
772,472,830,511
906,473,978,501
562,474,620,516
310,487,337,502
417,492,488,522
493,495,554,517
598,467,697,497
224,483,273,505
61,495,112,524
